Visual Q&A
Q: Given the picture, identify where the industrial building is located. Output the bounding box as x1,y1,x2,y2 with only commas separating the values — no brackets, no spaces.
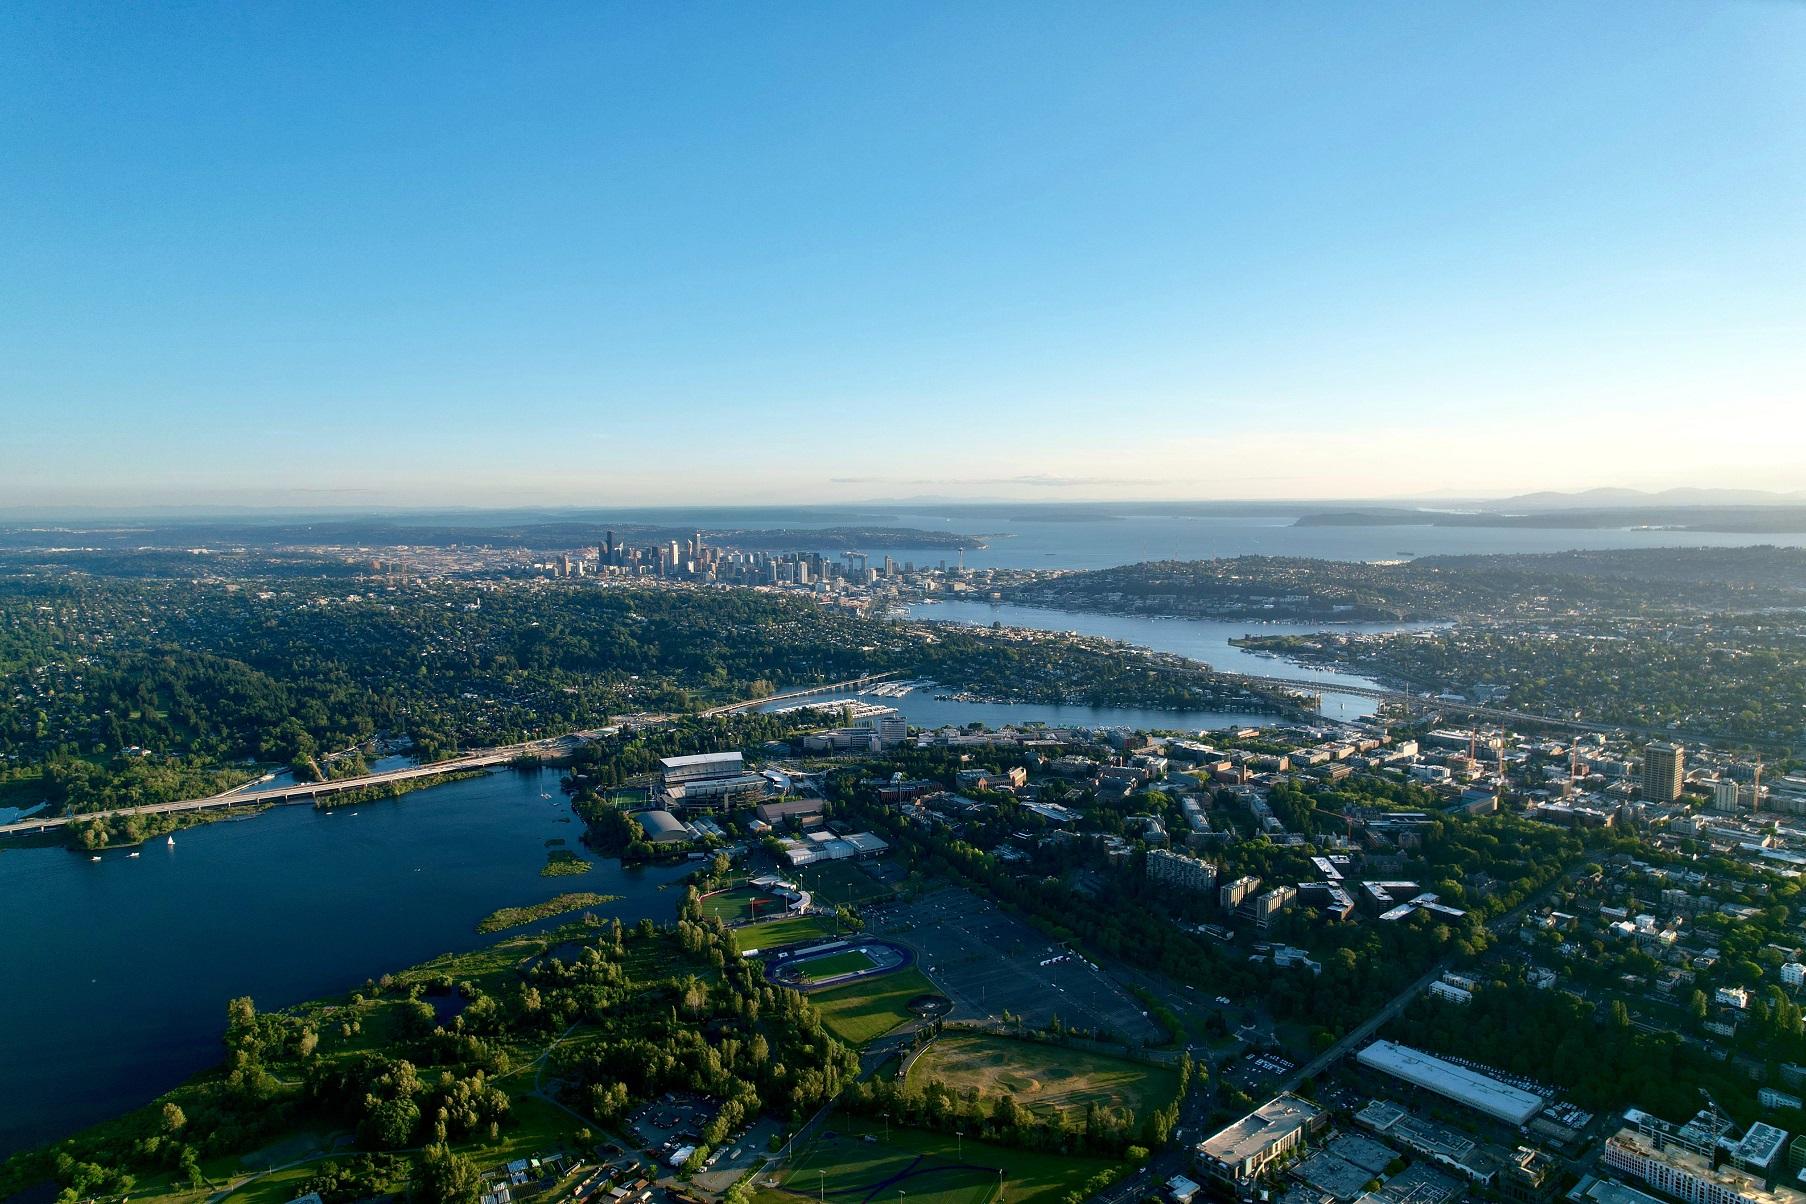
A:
1196,1094,1327,1189
1356,1041,1544,1125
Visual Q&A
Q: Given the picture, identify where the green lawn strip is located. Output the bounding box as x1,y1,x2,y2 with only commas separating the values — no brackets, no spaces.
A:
797,950,878,980
810,968,936,1046
794,862,894,906
478,894,624,934
731,915,835,953
906,1034,1178,1121
759,1113,1119,1204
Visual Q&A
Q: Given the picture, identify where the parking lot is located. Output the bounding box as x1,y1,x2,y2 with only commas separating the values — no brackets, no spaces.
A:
624,1092,722,1165
1223,1050,1297,1095
870,886,1161,1044
687,1117,783,1196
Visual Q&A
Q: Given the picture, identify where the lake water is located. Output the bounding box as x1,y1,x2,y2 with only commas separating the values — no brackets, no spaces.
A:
905,600,1429,720
762,687,1281,734
0,768,690,1158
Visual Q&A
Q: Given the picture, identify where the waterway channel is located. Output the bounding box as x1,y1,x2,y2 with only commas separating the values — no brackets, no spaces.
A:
0,767,691,1158
906,599,1431,721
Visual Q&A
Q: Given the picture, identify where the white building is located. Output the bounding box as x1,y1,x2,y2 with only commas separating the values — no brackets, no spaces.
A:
1603,1125,1806,1204
1196,1094,1326,1187
1355,1040,1543,1125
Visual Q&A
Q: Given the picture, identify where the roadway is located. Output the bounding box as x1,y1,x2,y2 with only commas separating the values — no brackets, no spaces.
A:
0,730,607,838
697,672,901,717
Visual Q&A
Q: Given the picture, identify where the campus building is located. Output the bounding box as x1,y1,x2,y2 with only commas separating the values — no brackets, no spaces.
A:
1196,1094,1327,1190
1602,1122,1806,1204
1147,848,1218,894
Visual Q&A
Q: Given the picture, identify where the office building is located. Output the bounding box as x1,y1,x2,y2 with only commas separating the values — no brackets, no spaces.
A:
1715,779,1745,812
1500,1148,1560,1204
1196,1094,1326,1188
1643,744,1685,802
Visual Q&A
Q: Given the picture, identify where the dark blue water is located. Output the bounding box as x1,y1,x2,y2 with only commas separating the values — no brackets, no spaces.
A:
0,768,689,1157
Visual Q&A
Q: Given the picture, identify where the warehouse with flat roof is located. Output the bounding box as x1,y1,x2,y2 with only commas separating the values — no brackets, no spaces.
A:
1356,1041,1544,1125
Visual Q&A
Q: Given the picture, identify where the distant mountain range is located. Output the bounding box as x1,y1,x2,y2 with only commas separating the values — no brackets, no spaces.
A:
1486,487,1806,510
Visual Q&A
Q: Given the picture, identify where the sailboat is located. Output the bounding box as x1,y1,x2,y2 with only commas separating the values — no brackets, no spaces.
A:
128,851,140,858
167,835,176,846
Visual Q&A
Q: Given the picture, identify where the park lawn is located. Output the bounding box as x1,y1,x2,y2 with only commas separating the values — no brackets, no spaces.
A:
757,1113,1120,1204
907,1035,1178,1122
732,915,835,953
216,1164,322,1204
811,967,936,1045
798,949,878,980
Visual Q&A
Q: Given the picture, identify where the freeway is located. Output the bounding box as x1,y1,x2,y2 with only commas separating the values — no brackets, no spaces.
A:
0,729,608,839
0,671,897,840
697,671,901,716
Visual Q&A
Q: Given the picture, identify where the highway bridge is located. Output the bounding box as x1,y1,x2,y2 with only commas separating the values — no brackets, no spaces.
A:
698,671,901,717
0,729,610,840
1210,669,1622,735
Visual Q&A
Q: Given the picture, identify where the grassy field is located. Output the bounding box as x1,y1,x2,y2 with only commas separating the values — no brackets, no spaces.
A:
798,949,879,980
796,861,895,906
732,915,836,953
907,1035,1177,1121
755,1112,1119,1204
811,967,937,1045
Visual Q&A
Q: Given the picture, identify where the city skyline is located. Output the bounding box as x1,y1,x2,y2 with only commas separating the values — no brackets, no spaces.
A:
3,2,1803,506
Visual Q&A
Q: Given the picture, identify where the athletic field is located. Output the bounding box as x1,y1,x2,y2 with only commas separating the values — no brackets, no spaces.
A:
811,967,937,1045
757,1114,1117,1204
907,1034,1177,1121
731,915,835,953
703,885,790,923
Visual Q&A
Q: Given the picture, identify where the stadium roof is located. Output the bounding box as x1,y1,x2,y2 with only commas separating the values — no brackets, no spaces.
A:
1356,1041,1543,1125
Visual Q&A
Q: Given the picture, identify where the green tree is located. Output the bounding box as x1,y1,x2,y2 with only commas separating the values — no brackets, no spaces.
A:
417,1144,482,1204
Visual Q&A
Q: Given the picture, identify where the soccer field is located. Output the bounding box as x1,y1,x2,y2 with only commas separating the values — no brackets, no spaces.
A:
908,1034,1177,1121
811,967,937,1045
756,1114,1117,1204
799,949,879,980
731,915,836,953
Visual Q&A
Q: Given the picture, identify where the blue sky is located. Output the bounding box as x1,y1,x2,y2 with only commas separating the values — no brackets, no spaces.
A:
2,2,1803,507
